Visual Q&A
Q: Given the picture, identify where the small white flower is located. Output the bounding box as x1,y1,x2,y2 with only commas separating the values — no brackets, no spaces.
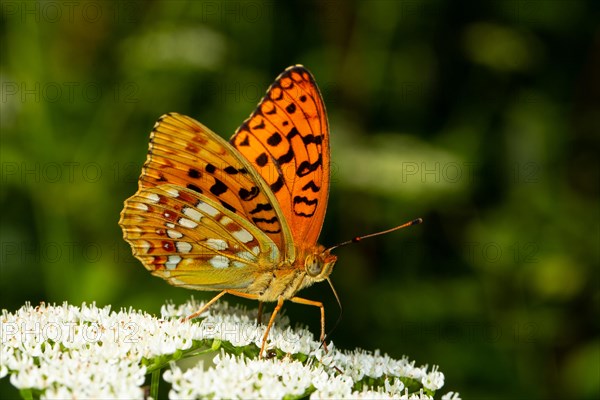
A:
310,373,354,398
422,364,445,391
441,391,462,400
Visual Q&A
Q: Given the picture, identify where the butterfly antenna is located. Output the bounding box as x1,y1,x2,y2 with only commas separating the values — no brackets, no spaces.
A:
321,277,342,349
327,218,423,253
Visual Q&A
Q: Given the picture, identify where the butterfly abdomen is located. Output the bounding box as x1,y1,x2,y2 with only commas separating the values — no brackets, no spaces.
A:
247,267,308,302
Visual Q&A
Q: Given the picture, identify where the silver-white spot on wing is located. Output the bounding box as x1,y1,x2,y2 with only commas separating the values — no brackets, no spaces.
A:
179,217,198,229
205,238,228,251
165,187,180,198
166,255,182,270
232,228,253,244
219,216,233,224
147,193,160,203
183,206,202,222
232,250,257,268
176,241,192,253
135,203,149,211
197,201,219,217
209,255,229,269
167,229,183,239
268,243,280,262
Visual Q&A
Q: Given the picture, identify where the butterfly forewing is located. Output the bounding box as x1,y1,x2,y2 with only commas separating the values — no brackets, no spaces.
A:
230,65,330,247
120,184,280,290
139,113,294,256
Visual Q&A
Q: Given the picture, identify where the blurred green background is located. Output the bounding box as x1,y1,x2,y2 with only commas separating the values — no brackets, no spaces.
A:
1,0,598,398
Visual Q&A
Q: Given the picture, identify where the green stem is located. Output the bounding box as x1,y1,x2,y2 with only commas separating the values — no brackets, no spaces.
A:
151,368,161,400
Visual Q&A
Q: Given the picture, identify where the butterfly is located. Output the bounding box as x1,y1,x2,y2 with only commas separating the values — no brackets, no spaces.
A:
119,65,421,357
120,66,336,356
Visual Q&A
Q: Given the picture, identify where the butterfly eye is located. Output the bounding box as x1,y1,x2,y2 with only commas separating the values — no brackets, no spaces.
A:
305,254,323,277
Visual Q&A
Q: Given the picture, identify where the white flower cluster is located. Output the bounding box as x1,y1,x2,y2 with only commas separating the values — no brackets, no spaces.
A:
1,302,152,399
161,297,319,355
165,352,431,399
0,299,460,399
316,348,446,392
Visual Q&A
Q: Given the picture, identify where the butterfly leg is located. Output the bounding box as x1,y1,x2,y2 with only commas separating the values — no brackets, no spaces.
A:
182,290,279,358
183,290,261,322
260,296,284,358
182,290,229,322
289,297,328,352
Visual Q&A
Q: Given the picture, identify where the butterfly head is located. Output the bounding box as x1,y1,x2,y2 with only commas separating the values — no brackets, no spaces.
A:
304,247,337,282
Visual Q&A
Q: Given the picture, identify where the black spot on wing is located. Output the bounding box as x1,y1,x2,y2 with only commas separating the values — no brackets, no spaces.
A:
220,200,237,213
262,228,281,234
206,163,216,173
186,184,203,193
295,211,316,217
270,175,284,193
287,127,300,140
256,153,268,167
267,132,282,146
302,181,320,192
239,186,259,201
238,134,250,146
250,203,273,214
286,103,296,114
297,155,322,177
293,196,318,217
252,216,278,224
276,147,294,165
285,128,323,145
272,88,284,101
188,168,201,179
252,119,265,130
224,166,238,175
302,134,323,145
210,178,228,196
293,196,318,206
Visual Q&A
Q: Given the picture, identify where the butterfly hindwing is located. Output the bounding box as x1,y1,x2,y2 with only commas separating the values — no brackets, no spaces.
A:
120,184,280,290
230,65,330,247
138,112,295,259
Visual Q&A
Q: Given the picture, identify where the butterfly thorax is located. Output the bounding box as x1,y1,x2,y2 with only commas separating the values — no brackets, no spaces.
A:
246,244,337,302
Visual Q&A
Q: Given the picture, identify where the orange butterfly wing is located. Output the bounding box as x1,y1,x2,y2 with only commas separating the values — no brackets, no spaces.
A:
137,113,291,253
230,65,330,248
